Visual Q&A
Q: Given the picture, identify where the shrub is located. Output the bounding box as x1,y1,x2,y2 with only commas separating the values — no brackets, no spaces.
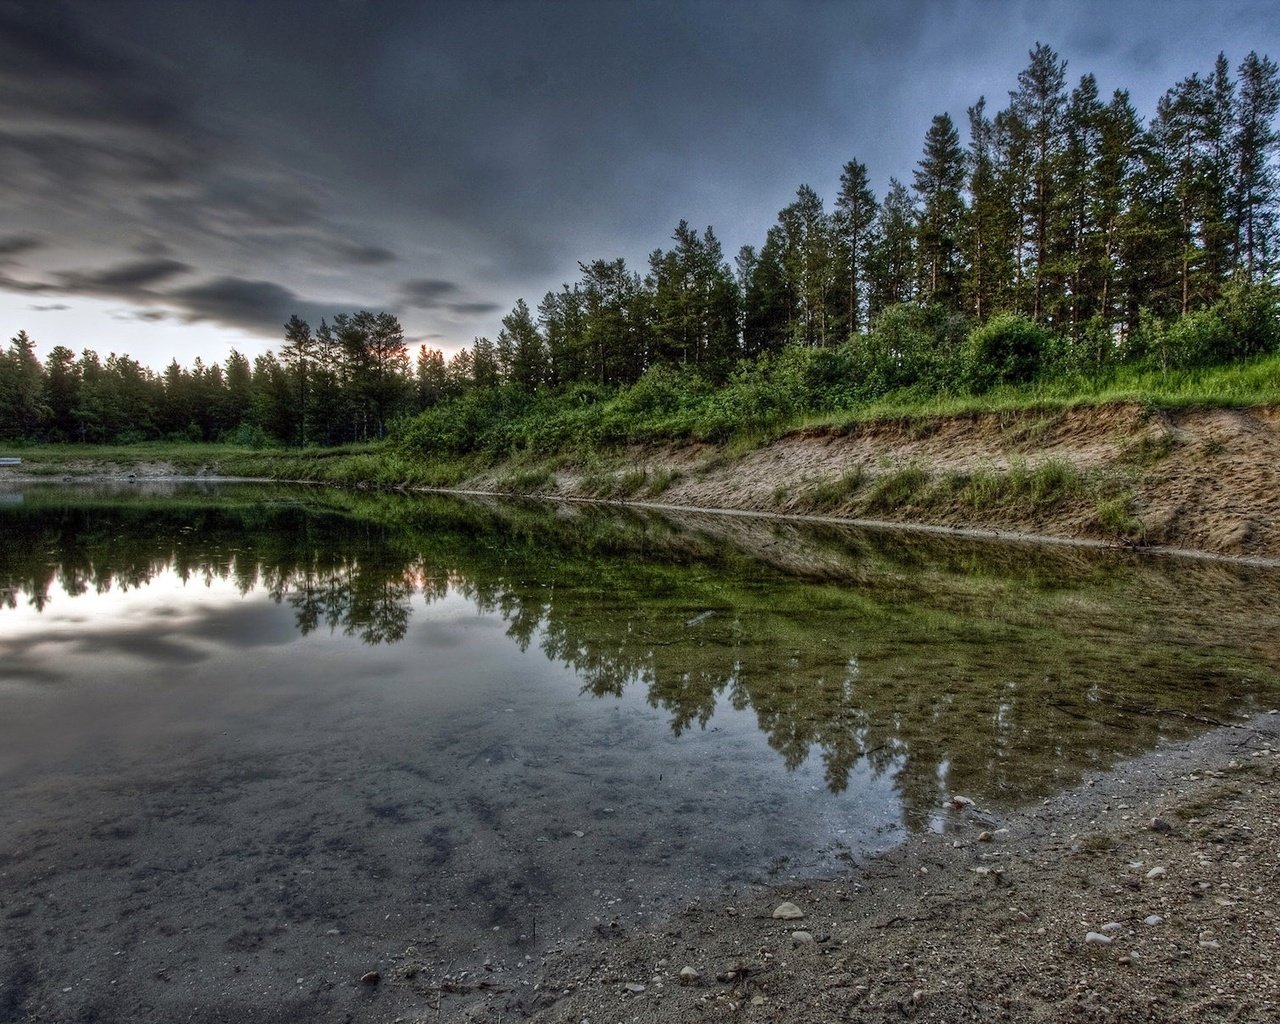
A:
964,313,1053,392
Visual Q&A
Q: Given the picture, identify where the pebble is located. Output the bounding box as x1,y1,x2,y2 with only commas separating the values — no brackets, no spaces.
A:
978,830,993,842
359,971,381,985
1150,817,1172,832
1144,915,1164,927
1085,932,1113,945
624,982,646,993
772,902,805,920
948,795,975,810
1145,866,1167,879
1101,922,1124,933
791,930,815,944
678,966,700,986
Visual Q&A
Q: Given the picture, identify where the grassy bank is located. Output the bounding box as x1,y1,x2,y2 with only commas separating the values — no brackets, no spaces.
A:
7,353,1280,557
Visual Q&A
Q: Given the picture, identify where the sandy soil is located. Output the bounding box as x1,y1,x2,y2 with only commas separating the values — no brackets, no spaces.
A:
478,403,1280,561
408,711,1280,1023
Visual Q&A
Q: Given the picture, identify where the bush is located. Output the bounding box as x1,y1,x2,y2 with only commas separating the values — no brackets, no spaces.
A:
964,313,1053,392
851,303,970,396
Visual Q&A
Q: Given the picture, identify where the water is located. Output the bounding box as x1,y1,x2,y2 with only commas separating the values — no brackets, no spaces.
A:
2,482,1277,1022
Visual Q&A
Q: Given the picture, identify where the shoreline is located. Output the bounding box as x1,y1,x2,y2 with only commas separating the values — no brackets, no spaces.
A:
439,709,1280,1022
8,468,1280,570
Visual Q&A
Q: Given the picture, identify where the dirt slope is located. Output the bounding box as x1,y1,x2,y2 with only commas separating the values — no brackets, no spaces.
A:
477,404,1280,561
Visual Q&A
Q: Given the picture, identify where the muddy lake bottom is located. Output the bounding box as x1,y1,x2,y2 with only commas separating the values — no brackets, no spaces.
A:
1,482,1278,1022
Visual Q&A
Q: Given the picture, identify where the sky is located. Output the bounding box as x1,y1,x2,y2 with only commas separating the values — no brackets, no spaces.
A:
2,0,1278,370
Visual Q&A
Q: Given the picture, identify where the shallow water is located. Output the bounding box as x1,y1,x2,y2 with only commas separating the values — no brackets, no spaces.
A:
1,482,1278,1022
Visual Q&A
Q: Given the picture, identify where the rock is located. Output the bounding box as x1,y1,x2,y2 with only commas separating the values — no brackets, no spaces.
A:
1145,866,1167,879
772,902,805,920
1085,932,1113,945
359,971,381,985
1144,915,1164,927
947,795,975,810
791,930,815,944
978,830,993,842
678,966,700,986
751,995,766,1006
1101,922,1124,933
1150,817,1172,833
912,989,926,1005
624,982,646,993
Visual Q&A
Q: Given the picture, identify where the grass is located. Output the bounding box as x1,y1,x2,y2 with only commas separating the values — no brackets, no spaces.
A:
863,465,931,512
498,465,555,492
1094,493,1146,541
793,466,866,512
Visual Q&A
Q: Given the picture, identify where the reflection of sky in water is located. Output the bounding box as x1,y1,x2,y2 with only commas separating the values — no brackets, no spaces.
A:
1,563,908,880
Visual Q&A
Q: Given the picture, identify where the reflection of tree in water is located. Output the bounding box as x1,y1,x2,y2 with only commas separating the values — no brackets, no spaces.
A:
3,488,1279,825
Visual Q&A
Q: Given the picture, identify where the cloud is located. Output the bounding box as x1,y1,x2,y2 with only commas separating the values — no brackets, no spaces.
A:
166,275,370,335
398,278,501,317
29,302,70,312
445,300,503,316
56,257,192,293
336,242,398,266
0,234,44,259
399,278,461,308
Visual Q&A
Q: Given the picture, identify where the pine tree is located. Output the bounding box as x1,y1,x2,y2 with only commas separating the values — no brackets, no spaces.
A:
280,314,314,445
832,159,878,335
497,298,547,391
1009,42,1069,319
913,113,967,309
1234,51,1280,281
867,179,917,318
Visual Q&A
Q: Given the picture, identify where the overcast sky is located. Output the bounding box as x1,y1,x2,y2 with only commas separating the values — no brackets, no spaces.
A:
2,0,1277,369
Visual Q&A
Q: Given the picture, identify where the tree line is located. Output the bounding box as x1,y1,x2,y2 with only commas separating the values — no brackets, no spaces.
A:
2,43,1278,445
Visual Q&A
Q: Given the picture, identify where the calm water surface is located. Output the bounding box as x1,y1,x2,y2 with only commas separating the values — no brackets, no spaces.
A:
1,482,1278,1022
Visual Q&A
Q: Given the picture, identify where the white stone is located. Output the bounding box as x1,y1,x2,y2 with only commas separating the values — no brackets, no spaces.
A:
1145,866,1167,879
772,902,804,920
1085,932,1113,945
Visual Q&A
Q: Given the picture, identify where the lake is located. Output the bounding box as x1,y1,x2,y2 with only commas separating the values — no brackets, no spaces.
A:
2,482,1277,1022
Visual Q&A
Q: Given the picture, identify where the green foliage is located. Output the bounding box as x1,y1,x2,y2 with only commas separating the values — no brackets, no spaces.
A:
964,314,1054,392
1095,493,1145,540
863,465,931,511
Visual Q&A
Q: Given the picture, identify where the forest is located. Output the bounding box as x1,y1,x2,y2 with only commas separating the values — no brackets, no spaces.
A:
1,44,1279,449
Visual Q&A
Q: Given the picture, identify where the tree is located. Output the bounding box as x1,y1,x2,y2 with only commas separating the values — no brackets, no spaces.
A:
1008,42,1069,318
649,222,740,378
1234,51,1280,281
43,345,79,440
496,298,548,391
280,314,315,445
913,113,967,309
867,179,917,317
833,159,878,335
415,345,449,408
1,331,45,438
776,185,836,346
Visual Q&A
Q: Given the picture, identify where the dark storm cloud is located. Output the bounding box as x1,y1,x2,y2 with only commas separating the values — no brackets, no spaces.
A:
446,301,503,316
0,234,44,259
399,278,500,317
399,278,461,307
167,276,360,333
336,243,398,266
56,258,193,294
